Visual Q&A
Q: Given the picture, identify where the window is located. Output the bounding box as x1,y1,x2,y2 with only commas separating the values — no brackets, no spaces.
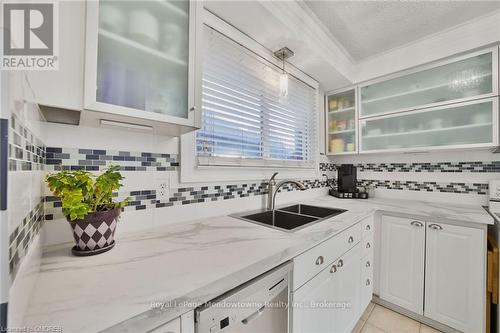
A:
196,25,317,169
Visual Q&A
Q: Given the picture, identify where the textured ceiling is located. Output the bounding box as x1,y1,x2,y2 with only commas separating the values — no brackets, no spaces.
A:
304,1,500,61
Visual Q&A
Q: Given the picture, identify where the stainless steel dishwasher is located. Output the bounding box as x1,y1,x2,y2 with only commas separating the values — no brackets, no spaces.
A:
195,262,292,333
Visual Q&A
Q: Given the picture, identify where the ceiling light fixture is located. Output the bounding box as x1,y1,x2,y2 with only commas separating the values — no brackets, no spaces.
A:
273,47,294,102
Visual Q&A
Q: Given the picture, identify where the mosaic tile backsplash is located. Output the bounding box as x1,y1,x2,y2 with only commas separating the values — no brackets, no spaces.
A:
9,145,500,277
8,115,45,172
320,161,500,173
45,179,331,220
9,200,44,279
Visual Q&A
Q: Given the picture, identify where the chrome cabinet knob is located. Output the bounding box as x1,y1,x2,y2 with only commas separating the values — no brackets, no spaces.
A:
366,242,371,249
428,223,443,230
330,265,337,273
315,256,324,265
366,279,371,286
365,225,371,231
348,236,354,243
410,221,424,227
366,261,371,267
337,259,344,268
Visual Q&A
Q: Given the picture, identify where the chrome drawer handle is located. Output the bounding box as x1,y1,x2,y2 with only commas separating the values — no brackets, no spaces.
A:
337,259,344,268
315,256,324,265
330,264,337,273
366,279,371,286
366,261,371,267
348,236,354,243
366,242,371,249
428,223,443,230
410,221,423,228
365,225,371,231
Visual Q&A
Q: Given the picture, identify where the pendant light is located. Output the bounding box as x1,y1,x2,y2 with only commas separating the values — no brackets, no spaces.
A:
273,47,294,100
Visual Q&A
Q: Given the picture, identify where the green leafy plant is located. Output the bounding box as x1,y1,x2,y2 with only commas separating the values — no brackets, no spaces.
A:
46,165,129,221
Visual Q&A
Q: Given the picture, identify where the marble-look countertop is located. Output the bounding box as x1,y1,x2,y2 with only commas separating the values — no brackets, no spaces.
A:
22,196,492,332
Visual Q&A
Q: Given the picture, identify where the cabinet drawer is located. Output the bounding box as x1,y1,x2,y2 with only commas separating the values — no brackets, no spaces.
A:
361,263,374,311
362,216,374,236
293,223,362,291
362,254,373,276
362,232,374,257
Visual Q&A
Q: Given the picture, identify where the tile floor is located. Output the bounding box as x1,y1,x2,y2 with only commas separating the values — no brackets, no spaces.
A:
353,303,443,333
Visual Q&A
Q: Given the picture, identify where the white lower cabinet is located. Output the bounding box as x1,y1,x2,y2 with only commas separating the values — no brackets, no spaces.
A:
292,243,362,333
379,215,425,314
425,222,485,333
379,215,486,332
360,215,374,314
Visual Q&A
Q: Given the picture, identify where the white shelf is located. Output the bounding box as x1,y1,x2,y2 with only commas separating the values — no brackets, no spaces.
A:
363,122,492,139
99,29,188,67
329,129,355,135
328,106,355,114
362,73,492,105
154,0,188,18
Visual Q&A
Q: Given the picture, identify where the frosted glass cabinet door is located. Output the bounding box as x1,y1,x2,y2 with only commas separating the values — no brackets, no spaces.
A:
86,0,194,121
360,98,498,152
360,49,497,118
326,88,357,155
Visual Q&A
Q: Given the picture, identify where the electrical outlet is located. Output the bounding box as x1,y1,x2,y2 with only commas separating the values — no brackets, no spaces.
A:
156,179,169,200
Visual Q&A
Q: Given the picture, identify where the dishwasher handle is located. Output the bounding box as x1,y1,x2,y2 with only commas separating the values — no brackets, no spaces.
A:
241,305,266,325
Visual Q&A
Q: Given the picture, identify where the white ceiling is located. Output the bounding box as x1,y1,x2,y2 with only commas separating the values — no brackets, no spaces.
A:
204,0,500,91
304,1,500,61
204,1,353,90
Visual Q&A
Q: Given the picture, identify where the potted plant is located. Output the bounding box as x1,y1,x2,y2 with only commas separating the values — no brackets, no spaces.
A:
46,165,128,256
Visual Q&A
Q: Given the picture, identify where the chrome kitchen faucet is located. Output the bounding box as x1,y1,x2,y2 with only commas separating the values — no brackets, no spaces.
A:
267,172,306,210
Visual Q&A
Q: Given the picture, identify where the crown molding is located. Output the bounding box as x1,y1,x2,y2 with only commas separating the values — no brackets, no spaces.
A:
258,0,356,82
354,9,500,83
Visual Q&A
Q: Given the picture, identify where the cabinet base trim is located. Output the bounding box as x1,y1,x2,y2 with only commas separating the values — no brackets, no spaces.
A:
372,296,462,333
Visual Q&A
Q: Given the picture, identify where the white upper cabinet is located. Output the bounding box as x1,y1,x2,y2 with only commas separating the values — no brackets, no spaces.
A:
325,87,358,155
26,1,85,111
360,97,498,153
84,0,202,135
359,48,498,118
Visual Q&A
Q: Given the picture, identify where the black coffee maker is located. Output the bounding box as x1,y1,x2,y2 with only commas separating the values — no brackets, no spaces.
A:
329,164,368,199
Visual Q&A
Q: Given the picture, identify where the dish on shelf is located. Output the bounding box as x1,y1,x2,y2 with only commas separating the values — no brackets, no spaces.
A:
329,138,345,153
129,9,160,49
472,113,489,124
100,3,126,35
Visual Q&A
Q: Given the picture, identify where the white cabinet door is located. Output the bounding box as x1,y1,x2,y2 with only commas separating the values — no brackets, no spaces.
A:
27,0,85,110
292,262,337,333
425,222,485,333
84,0,202,133
325,86,358,155
379,215,425,314
333,243,362,333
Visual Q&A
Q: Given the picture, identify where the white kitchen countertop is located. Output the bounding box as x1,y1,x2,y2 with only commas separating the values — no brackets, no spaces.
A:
22,196,492,333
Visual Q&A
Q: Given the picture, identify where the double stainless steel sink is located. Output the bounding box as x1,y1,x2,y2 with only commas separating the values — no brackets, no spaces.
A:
231,204,347,232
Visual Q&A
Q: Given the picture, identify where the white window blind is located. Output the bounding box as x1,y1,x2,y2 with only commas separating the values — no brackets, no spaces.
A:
196,25,317,168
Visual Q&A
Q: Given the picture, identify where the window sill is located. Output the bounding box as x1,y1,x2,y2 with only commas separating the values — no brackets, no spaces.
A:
180,133,319,183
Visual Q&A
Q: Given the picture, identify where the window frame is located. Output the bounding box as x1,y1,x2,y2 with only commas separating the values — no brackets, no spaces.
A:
180,9,321,183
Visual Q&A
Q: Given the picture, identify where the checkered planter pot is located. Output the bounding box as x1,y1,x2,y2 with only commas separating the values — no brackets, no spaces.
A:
68,208,120,252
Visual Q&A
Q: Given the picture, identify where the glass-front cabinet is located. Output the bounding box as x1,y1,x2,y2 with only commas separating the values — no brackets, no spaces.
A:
360,97,498,153
84,0,201,135
326,87,357,155
360,48,498,118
